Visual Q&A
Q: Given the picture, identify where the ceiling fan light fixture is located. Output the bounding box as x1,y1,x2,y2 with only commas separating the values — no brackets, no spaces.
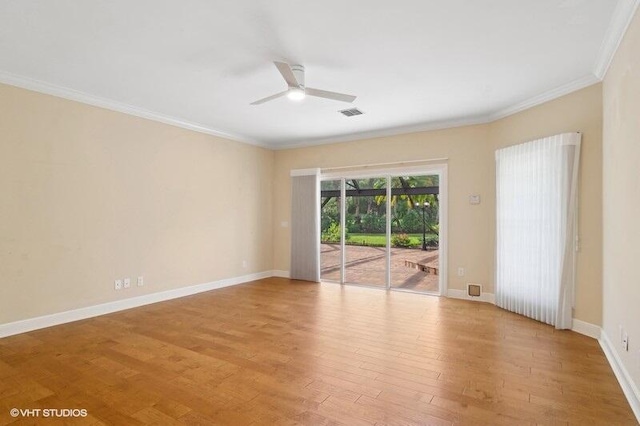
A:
287,87,305,101
250,62,355,105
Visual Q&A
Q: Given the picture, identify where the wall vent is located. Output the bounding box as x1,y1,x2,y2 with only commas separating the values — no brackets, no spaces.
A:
467,283,482,297
339,108,363,117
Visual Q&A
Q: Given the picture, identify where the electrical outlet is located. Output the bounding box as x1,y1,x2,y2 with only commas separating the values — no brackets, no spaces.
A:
123,278,131,289
137,276,144,287
457,267,465,277
242,260,247,268
622,332,629,351
114,279,122,290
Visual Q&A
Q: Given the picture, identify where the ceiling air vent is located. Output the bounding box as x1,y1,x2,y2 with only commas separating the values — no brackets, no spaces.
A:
339,108,363,117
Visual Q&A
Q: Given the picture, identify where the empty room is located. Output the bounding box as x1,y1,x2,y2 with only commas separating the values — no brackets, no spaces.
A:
1,1,639,424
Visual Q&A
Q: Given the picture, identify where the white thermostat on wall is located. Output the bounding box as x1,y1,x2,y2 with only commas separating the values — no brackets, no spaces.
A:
469,195,481,205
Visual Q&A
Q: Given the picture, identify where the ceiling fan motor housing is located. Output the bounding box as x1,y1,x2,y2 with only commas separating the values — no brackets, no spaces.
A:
290,65,305,89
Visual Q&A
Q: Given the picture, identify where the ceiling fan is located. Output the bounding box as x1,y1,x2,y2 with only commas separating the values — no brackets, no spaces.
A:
251,61,357,105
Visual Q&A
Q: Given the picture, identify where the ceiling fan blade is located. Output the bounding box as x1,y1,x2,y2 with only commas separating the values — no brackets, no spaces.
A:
306,87,356,103
250,90,288,105
274,61,300,87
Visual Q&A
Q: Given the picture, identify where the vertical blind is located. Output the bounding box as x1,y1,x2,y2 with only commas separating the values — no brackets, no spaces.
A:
495,133,581,329
290,170,320,282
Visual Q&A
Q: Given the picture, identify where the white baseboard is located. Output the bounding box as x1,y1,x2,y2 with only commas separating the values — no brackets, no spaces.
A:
571,319,602,339
271,270,291,278
599,330,640,421
0,270,273,339
447,291,602,340
447,288,495,304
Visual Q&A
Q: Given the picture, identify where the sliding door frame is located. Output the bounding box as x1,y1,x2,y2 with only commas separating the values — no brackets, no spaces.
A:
321,163,448,296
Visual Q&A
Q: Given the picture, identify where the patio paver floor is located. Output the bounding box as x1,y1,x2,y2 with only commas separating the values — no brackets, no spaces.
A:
321,243,439,292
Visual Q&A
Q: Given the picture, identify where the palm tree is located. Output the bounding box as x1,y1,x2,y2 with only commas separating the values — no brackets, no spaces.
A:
373,175,439,233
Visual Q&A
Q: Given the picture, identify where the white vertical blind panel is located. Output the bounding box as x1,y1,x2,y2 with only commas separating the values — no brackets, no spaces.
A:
496,133,580,328
290,172,320,282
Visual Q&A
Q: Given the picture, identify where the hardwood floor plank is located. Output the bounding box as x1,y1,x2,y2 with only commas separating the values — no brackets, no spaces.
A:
0,278,635,425
375,390,457,422
356,394,452,426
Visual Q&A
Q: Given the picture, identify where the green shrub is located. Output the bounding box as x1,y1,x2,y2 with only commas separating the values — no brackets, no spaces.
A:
321,222,347,242
361,213,386,233
391,233,412,248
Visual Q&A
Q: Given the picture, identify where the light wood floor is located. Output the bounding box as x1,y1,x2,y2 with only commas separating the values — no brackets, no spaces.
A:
0,278,636,425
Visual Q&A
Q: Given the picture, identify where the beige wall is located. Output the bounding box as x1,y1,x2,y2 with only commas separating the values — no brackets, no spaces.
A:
0,83,274,324
0,67,606,331
490,84,603,326
603,8,640,391
273,84,603,326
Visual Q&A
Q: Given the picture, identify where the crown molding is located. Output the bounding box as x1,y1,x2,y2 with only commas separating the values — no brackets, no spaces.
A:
276,1,639,149
2,0,637,152
489,74,601,122
0,70,267,148
274,74,601,150
593,0,640,79
0,69,604,151
272,114,491,150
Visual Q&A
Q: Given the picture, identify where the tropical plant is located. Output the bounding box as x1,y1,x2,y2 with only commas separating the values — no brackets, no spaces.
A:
391,233,413,248
321,222,348,242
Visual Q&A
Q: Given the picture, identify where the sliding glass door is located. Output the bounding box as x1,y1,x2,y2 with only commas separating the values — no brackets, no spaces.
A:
319,166,446,295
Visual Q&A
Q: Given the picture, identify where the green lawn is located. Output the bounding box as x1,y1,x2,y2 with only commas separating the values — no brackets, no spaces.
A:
344,233,437,247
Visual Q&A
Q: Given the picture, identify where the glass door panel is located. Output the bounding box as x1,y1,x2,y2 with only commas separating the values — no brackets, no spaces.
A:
344,178,387,287
320,180,342,282
389,175,440,293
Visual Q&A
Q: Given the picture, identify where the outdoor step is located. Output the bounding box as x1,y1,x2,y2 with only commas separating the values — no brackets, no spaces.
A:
404,260,439,275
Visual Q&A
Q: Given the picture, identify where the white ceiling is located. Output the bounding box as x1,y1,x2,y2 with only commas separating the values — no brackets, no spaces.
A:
0,1,636,148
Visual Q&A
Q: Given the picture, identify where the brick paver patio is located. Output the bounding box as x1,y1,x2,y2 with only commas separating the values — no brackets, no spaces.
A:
321,243,439,292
